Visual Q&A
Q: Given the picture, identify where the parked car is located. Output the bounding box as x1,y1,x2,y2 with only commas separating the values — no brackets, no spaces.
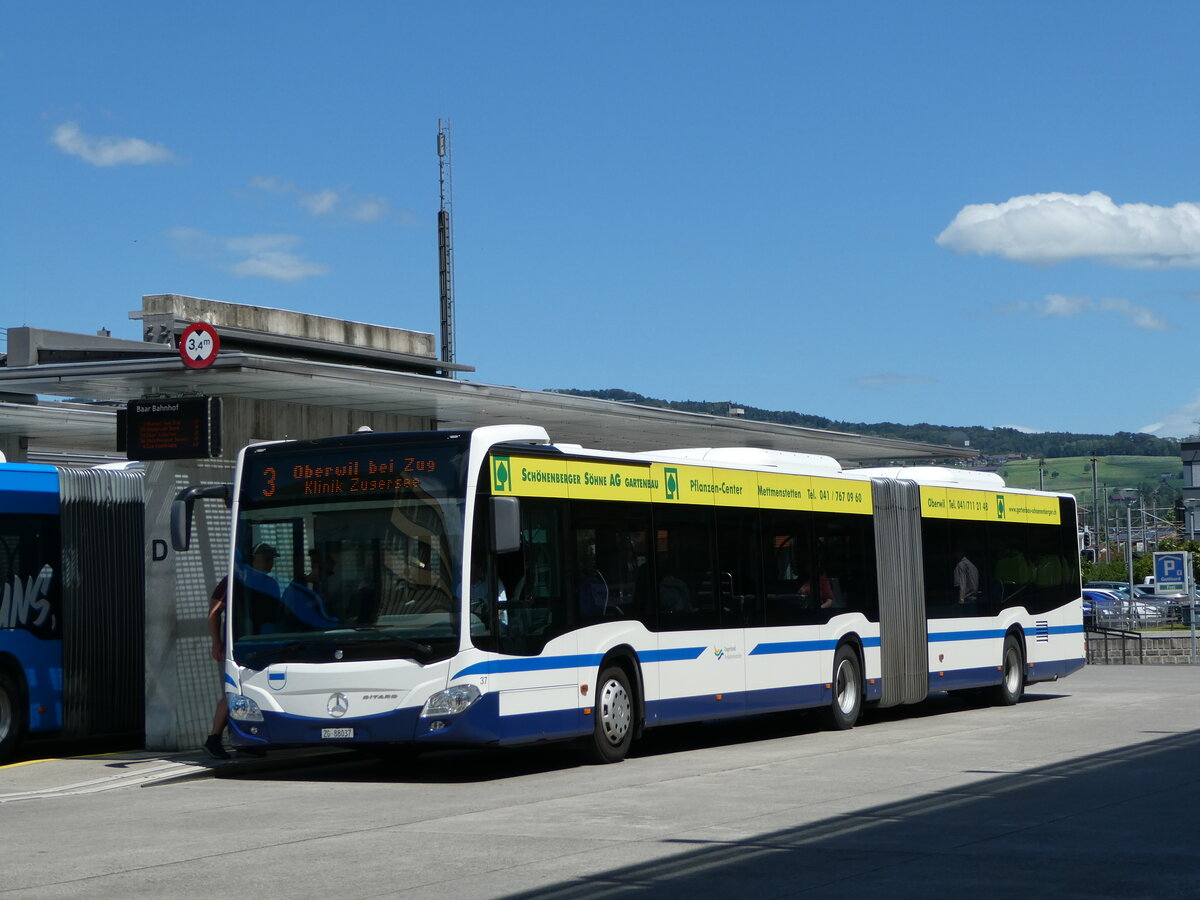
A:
1082,588,1167,625
1086,580,1136,592
1084,581,1162,602
1082,589,1123,623
1142,584,1186,601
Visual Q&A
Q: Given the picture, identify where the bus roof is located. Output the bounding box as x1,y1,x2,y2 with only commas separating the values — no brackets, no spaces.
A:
0,462,60,515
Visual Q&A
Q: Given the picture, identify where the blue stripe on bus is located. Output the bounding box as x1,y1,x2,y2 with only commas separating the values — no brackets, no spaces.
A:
641,646,708,663
452,646,707,680
449,625,1082,679
928,624,1084,643
749,636,881,656
927,628,1006,642
749,639,833,656
452,654,602,679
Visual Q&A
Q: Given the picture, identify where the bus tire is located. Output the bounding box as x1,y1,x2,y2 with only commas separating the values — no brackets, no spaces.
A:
991,634,1025,706
585,666,634,764
0,670,26,763
824,643,862,730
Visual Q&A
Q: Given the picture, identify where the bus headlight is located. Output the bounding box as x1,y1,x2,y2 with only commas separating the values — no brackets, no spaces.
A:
228,694,265,722
420,684,481,717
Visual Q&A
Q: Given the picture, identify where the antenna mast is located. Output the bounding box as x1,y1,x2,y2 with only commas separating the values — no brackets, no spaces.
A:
437,119,456,377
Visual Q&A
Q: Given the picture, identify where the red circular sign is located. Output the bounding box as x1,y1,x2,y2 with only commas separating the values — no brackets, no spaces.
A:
179,322,220,369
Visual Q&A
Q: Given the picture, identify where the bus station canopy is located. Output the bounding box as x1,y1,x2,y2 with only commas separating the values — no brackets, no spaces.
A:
0,352,975,465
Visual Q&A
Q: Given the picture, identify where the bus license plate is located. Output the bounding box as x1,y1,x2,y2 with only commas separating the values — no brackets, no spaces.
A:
321,727,354,739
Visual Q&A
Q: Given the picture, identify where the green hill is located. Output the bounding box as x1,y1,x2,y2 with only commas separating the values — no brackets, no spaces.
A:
998,456,1182,505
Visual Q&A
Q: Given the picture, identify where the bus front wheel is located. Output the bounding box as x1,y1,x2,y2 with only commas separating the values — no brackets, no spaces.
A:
991,634,1025,706
585,666,634,764
824,644,862,730
0,671,25,763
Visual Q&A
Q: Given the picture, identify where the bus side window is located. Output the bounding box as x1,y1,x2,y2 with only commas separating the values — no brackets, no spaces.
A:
716,507,764,627
762,511,816,627
572,502,650,626
653,507,717,632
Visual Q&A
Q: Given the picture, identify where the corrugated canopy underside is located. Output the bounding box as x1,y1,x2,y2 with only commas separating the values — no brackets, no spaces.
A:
0,354,974,465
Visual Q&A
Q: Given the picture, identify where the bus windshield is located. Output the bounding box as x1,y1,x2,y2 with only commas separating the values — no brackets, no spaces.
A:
230,435,469,669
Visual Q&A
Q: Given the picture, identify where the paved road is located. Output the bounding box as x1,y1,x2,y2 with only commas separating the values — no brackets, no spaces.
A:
2,665,1198,899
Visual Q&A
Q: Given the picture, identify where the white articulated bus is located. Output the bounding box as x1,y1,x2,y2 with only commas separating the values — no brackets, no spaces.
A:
173,424,1085,763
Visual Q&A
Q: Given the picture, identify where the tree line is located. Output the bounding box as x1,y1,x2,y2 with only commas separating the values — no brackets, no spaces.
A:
553,389,1180,460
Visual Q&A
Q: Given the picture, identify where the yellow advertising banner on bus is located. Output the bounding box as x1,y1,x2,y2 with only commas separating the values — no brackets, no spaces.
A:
491,455,657,502
920,486,1060,524
493,455,1060,524
492,454,873,515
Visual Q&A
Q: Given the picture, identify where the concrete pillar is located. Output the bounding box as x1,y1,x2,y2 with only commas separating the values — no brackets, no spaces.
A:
0,434,28,462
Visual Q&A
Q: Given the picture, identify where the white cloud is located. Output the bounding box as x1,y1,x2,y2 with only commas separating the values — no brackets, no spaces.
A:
51,122,175,167
1140,396,1200,439
852,373,937,391
999,424,1042,434
169,227,329,282
248,175,291,194
230,251,330,281
298,188,339,217
937,191,1200,268
1003,293,1169,331
347,196,390,222
249,175,392,223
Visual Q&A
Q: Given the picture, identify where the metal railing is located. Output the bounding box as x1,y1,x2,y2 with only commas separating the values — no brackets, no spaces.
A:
1085,623,1143,664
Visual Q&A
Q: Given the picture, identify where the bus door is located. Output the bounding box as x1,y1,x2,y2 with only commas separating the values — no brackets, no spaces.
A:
751,512,826,710
652,508,746,720
490,501,581,742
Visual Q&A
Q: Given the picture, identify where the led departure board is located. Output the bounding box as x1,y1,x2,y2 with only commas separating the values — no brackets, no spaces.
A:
122,396,222,461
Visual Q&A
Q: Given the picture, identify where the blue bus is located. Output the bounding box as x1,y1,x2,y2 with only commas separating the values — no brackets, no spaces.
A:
0,462,144,761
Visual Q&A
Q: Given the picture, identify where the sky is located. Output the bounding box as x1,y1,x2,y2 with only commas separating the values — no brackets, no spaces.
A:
4,2,1200,440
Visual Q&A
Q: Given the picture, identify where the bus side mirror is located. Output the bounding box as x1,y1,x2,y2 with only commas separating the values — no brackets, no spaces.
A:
490,496,521,555
171,483,232,552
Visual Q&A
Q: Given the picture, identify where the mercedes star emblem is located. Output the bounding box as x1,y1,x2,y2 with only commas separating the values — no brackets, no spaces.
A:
327,692,349,717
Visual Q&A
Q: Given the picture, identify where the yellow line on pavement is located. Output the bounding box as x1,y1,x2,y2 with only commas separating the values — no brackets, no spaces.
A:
0,758,55,770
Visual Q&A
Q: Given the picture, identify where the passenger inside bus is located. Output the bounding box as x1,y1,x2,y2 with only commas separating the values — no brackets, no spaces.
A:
279,547,339,630
799,572,834,609
240,542,282,633
954,551,980,603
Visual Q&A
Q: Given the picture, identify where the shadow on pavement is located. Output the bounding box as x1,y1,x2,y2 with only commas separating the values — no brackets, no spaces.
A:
496,728,1200,900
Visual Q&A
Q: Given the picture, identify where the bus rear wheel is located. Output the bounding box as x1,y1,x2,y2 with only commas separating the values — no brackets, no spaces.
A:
585,666,634,764
824,644,862,730
0,671,25,763
991,634,1025,706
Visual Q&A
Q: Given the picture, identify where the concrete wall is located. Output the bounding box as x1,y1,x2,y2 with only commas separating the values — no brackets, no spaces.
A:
142,395,432,751
1087,632,1200,665
140,294,436,358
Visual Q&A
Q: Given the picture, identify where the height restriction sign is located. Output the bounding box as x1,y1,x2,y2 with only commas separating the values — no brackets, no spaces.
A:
179,322,220,369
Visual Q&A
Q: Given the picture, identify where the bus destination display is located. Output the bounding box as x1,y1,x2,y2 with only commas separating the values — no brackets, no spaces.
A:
244,444,461,504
